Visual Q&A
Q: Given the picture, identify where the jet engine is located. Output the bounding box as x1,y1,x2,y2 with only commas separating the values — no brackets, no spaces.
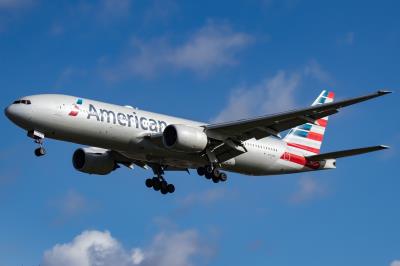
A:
72,148,117,175
163,124,208,153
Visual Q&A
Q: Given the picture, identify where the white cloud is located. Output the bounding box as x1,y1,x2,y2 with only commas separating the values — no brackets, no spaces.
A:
143,0,178,23
98,0,132,18
391,260,400,266
0,0,35,32
42,229,209,266
0,0,34,9
139,230,206,266
50,190,92,224
213,60,334,123
213,70,300,123
290,176,325,204
170,188,235,218
74,0,132,23
337,32,355,45
59,190,89,216
55,66,88,88
104,21,253,79
179,188,229,208
169,22,252,73
131,248,145,265
49,23,64,36
304,59,332,83
42,230,132,266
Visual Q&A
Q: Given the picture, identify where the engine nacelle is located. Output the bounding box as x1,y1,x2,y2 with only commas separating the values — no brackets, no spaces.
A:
163,124,208,153
72,148,116,175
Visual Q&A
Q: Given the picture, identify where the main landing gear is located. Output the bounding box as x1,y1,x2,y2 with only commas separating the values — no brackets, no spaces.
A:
145,165,175,195
197,165,228,183
28,130,46,157
145,176,175,195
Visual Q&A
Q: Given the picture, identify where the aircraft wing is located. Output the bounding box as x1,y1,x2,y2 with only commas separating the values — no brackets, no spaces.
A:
306,145,389,161
205,90,391,142
110,149,191,173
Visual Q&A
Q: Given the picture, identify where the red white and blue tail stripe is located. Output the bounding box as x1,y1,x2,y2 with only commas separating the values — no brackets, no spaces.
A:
283,90,335,156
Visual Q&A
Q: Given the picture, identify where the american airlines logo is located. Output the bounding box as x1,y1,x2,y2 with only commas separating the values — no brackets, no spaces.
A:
69,99,83,116
86,104,168,133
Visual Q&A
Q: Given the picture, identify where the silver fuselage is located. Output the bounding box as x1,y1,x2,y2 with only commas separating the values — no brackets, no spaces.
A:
5,94,333,176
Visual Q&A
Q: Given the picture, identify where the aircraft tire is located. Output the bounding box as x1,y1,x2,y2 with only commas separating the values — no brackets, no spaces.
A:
34,147,46,157
219,172,228,182
205,172,213,179
161,187,168,194
212,168,220,178
197,167,205,176
212,176,220,183
152,177,161,191
161,181,168,191
145,178,153,188
167,184,175,193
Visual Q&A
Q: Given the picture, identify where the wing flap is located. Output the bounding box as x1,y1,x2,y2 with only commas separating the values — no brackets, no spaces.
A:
306,145,389,161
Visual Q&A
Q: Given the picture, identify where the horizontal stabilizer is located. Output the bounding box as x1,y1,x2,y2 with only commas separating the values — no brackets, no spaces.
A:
306,145,389,161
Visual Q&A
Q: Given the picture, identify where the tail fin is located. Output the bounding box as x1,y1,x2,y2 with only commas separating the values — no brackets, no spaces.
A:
284,90,335,156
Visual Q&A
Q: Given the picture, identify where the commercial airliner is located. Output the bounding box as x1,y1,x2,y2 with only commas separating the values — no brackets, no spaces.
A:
4,90,391,195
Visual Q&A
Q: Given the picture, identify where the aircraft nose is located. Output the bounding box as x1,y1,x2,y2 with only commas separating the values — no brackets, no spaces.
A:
4,103,28,124
4,105,13,120
5,99,35,128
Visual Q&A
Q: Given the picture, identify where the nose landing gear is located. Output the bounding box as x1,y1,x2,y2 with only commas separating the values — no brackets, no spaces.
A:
28,130,46,157
34,146,46,157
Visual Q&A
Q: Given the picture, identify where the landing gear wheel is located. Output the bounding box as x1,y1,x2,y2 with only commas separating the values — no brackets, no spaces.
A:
152,177,161,191
34,147,46,157
160,180,168,194
212,168,220,178
206,165,214,174
212,176,220,183
167,184,175,193
205,171,213,180
145,178,153,188
197,167,205,176
147,164,178,195
160,181,168,194
219,172,228,182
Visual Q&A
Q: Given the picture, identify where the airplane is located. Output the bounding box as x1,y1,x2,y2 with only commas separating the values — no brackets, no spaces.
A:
4,90,391,195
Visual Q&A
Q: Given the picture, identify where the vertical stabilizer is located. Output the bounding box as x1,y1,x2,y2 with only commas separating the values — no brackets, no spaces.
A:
284,90,335,156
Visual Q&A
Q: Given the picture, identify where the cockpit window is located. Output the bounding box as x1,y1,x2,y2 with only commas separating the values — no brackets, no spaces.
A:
13,100,31,105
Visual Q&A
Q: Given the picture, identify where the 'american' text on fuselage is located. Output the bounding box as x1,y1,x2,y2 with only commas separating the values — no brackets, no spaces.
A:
87,104,167,133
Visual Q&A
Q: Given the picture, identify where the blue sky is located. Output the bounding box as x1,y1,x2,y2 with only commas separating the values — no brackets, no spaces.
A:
0,0,399,265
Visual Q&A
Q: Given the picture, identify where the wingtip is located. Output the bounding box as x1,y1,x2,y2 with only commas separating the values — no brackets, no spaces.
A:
379,145,390,149
377,90,393,95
